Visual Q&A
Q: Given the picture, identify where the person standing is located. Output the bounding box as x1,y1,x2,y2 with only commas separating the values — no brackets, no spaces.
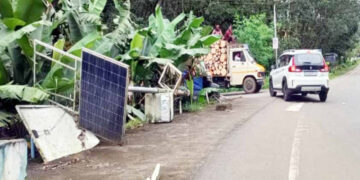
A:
223,25,234,43
212,24,223,37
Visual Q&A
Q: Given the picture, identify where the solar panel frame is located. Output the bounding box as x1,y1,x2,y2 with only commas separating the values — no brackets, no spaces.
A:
79,48,129,144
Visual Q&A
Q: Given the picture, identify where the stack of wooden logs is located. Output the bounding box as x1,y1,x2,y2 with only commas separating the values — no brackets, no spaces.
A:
199,40,228,77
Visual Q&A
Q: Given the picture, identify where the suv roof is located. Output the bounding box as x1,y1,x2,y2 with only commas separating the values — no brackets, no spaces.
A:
281,49,322,56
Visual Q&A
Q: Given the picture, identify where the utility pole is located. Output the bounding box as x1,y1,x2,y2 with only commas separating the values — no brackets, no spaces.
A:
273,0,280,66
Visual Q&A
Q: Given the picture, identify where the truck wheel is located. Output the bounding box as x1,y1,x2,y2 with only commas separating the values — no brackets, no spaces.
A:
269,79,277,97
282,81,291,101
243,77,257,94
319,91,328,102
255,84,262,93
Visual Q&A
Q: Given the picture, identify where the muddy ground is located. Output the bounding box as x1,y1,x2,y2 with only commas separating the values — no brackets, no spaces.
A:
28,92,272,180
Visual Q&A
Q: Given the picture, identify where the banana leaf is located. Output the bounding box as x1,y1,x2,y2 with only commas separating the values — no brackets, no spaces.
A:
186,77,194,103
52,39,66,66
68,31,101,57
41,38,74,94
0,20,51,50
0,85,49,103
0,0,13,18
0,59,9,85
0,111,17,128
2,18,26,30
89,0,107,16
126,105,145,121
13,0,46,24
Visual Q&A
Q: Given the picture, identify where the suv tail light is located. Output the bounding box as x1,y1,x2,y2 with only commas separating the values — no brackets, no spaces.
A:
288,57,302,72
320,59,329,72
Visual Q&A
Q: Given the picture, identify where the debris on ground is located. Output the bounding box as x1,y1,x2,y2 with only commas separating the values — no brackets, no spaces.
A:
41,158,81,171
216,103,233,111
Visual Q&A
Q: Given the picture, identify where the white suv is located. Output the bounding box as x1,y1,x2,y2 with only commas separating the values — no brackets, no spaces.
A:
269,49,330,102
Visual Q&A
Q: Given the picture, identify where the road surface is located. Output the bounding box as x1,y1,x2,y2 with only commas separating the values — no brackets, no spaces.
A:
194,65,360,180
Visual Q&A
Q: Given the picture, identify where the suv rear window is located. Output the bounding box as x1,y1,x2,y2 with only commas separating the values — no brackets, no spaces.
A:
295,54,324,66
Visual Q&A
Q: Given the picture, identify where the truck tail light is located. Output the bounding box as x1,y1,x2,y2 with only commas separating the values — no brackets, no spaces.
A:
288,57,302,72
320,59,329,72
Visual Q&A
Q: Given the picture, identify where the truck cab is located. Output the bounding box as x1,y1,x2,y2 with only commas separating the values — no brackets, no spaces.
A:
227,46,266,93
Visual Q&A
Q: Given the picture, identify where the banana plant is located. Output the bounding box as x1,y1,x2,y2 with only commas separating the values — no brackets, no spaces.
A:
0,0,64,85
121,6,220,85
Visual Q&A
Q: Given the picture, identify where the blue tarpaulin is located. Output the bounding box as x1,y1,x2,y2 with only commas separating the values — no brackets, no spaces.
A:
193,77,204,95
0,139,27,180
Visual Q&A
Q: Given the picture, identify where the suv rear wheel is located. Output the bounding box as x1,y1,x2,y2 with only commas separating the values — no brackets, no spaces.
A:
319,91,328,102
283,81,291,101
269,79,277,97
243,77,257,94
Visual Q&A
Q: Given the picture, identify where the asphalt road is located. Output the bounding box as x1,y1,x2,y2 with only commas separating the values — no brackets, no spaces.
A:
194,65,360,180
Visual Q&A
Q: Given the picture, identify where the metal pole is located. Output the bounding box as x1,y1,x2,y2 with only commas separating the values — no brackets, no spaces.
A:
73,60,77,111
274,3,278,63
128,86,166,93
30,138,35,159
33,41,37,87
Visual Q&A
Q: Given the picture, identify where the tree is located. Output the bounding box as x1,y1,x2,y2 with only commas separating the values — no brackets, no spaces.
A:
277,0,360,56
130,0,360,60
234,14,274,68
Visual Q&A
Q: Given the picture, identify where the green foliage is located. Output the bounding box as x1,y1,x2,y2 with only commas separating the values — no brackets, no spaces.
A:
123,6,220,85
329,60,360,79
131,0,360,63
183,101,208,112
198,87,220,104
0,59,9,85
127,105,145,121
0,85,49,103
0,0,55,84
277,0,360,58
125,118,144,130
0,111,17,128
233,14,274,69
186,76,194,103
262,76,270,89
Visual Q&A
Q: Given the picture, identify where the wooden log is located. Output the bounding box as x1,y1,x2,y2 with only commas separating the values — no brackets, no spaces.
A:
211,49,216,54
220,54,227,62
221,69,227,76
220,40,227,48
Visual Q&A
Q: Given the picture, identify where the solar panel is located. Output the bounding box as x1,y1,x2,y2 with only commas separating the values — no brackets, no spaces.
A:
79,48,129,144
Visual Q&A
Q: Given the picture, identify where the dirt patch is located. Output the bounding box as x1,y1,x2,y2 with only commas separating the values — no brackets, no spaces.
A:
28,93,272,180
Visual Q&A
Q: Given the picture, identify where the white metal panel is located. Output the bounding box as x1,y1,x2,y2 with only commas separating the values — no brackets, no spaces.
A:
16,105,99,163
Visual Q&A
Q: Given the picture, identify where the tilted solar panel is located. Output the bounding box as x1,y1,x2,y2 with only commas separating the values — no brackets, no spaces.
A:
79,48,129,143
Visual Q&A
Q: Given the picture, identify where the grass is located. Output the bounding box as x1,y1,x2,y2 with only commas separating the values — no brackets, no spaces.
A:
262,76,270,89
183,101,212,112
329,60,360,79
126,118,145,130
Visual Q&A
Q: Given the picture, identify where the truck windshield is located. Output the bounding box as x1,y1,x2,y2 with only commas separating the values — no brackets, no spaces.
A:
295,54,324,66
244,50,255,63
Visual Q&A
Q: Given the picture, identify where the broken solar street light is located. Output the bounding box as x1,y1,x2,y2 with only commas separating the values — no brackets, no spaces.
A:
158,63,182,93
79,49,129,144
